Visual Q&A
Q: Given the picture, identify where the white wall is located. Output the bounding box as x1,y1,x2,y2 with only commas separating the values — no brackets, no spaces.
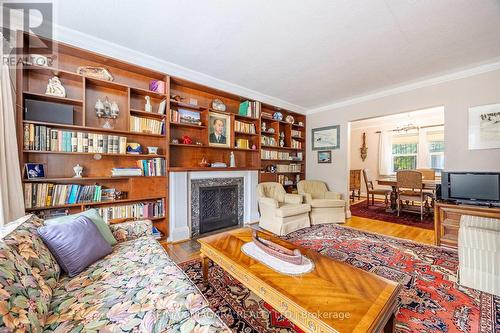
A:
307,69,500,198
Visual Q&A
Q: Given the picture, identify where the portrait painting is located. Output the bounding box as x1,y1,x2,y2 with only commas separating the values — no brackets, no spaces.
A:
208,112,231,147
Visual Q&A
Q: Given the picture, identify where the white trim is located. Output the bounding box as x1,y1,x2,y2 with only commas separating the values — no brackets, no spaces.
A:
50,24,307,114
307,60,500,115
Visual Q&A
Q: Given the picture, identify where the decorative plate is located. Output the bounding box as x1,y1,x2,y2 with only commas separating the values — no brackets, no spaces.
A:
285,115,295,124
273,112,283,121
212,99,226,111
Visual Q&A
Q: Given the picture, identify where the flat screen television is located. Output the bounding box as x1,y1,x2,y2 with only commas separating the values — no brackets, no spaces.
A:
441,172,500,206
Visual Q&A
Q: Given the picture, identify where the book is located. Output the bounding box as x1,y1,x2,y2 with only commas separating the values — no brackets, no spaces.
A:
158,99,167,115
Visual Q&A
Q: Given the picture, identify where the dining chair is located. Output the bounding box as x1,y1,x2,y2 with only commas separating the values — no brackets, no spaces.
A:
416,168,436,208
349,169,362,202
396,170,426,220
362,169,391,208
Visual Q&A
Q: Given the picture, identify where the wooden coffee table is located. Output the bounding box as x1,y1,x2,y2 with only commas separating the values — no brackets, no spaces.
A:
198,228,401,333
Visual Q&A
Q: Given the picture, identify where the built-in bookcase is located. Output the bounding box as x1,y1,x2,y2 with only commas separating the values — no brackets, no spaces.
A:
16,33,307,242
16,33,169,238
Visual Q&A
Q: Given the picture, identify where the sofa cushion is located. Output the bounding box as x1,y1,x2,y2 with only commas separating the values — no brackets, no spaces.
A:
1,215,60,290
310,198,346,208
276,203,310,218
0,241,52,332
44,236,212,332
38,216,113,277
45,209,117,246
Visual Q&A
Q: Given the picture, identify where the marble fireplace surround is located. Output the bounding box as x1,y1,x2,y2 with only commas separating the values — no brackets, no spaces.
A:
168,170,259,242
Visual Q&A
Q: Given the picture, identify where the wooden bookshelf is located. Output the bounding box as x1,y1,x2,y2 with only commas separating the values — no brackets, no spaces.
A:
16,32,308,242
16,33,169,239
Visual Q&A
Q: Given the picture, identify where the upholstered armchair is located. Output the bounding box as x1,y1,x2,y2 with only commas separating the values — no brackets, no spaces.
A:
257,182,311,236
458,215,500,296
297,180,346,224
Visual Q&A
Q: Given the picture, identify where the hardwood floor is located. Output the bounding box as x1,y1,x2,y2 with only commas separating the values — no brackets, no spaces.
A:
162,215,434,264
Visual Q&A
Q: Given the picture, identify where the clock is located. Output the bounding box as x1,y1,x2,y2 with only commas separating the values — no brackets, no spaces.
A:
211,99,226,112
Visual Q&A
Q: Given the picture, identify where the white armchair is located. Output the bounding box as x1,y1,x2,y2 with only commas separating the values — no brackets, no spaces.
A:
458,215,500,296
257,182,311,236
297,180,347,224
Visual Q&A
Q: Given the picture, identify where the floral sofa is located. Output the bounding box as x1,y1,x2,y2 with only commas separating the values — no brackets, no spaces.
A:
0,215,230,333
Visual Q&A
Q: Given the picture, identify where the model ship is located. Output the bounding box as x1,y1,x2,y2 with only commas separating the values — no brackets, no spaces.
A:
252,229,303,265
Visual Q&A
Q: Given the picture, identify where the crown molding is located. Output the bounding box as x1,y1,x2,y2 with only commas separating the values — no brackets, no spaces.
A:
49,24,307,114
307,60,500,115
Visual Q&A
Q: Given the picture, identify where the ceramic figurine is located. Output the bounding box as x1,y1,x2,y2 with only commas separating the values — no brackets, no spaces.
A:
145,96,152,112
73,164,83,178
229,151,236,167
45,76,66,97
262,122,267,132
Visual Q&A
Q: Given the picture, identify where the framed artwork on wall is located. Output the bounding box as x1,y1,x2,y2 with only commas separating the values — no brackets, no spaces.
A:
208,112,231,148
312,125,340,150
468,103,500,150
318,150,332,163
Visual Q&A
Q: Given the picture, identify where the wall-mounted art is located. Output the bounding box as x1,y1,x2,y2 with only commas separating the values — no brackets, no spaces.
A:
468,103,500,150
318,150,332,163
312,125,340,150
360,132,368,161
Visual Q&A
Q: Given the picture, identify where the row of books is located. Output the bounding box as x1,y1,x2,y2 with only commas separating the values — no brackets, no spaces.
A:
24,183,105,209
291,139,302,149
110,158,166,177
261,150,291,160
238,101,260,118
137,158,166,176
23,124,127,154
234,120,256,134
276,164,302,173
235,138,250,149
97,199,164,223
278,175,297,186
130,116,165,135
261,136,277,146
291,129,303,137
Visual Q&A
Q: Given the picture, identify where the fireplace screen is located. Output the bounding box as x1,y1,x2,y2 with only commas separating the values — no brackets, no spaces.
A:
199,185,239,234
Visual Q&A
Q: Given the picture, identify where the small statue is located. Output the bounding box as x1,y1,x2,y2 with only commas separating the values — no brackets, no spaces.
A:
262,122,267,132
229,151,236,167
73,164,83,178
145,96,152,112
45,76,66,97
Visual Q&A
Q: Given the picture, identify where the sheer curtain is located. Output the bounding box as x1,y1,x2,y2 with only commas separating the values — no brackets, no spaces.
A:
0,62,25,226
378,131,393,175
417,128,430,169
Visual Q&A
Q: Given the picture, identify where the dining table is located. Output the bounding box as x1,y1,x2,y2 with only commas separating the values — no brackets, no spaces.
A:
377,177,440,212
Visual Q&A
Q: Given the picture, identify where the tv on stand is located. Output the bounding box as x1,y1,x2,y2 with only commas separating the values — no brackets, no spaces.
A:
440,171,500,207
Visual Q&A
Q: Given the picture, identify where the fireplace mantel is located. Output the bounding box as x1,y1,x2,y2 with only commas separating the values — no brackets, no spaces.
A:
168,170,259,242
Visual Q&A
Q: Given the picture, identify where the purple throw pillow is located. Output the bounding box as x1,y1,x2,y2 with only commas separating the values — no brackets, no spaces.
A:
38,215,112,277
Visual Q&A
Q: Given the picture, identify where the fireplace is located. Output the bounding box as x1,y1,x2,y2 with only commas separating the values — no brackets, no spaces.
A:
191,177,244,237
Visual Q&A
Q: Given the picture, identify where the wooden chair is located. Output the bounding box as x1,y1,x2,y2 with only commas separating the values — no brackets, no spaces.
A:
396,170,426,220
416,168,436,207
416,168,436,180
362,169,391,207
349,169,361,202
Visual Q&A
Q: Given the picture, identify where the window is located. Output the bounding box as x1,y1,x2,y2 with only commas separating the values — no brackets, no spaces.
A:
392,143,417,172
429,141,444,170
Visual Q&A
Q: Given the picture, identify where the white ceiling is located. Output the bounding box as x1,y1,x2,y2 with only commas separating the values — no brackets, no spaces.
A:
52,0,500,112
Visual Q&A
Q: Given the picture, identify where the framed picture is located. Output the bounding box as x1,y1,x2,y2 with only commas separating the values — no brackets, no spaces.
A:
468,103,500,150
208,112,231,147
312,125,340,150
179,109,201,125
25,163,46,179
318,150,332,163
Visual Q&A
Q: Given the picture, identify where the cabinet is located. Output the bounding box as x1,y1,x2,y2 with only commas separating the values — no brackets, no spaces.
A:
434,202,500,248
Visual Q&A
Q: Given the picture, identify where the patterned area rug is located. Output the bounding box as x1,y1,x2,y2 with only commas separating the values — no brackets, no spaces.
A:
350,200,434,230
180,224,499,333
